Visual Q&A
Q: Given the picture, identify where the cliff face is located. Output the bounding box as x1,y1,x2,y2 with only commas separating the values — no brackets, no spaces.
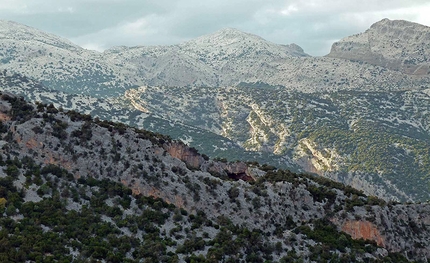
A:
331,203,430,260
165,142,205,169
165,142,258,181
341,220,385,247
328,18,430,75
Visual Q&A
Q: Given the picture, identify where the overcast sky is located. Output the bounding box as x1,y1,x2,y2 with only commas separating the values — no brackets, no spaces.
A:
1,0,430,56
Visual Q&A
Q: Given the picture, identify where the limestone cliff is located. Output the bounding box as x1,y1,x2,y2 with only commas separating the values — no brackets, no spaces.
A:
328,18,430,75
165,142,261,181
341,220,385,247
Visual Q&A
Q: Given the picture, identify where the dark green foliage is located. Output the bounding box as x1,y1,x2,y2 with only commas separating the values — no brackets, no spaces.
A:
4,164,19,178
202,154,209,161
0,121,7,133
0,173,181,263
51,120,68,139
0,176,23,208
71,121,92,143
307,184,337,204
41,164,74,181
31,125,44,134
367,195,387,206
46,103,58,114
227,186,240,200
295,218,378,254
176,236,206,254
66,110,92,122
260,164,276,171
1,94,35,123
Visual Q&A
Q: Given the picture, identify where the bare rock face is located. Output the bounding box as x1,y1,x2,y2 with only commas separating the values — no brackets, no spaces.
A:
332,204,430,260
165,142,205,169
341,220,385,247
165,142,259,181
327,18,430,75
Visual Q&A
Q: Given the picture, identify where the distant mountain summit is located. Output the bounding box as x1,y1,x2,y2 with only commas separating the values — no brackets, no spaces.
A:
0,20,81,51
180,27,309,59
0,20,134,97
103,27,310,88
327,18,430,75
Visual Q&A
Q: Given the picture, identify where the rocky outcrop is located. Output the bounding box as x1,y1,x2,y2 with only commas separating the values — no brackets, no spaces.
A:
165,142,205,169
330,204,430,260
328,18,430,75
165,142,262,182
206,161,264,181
341,220,385,247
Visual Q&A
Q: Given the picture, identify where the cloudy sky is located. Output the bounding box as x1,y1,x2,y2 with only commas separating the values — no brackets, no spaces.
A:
1,0,430,56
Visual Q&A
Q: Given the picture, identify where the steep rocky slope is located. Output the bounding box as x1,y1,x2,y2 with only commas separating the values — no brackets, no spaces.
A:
0,20,134,97
5,68,428,203
328,19,430,75
0,93,429,262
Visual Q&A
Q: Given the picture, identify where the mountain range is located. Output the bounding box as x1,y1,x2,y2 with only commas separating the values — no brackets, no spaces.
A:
1,18,430,203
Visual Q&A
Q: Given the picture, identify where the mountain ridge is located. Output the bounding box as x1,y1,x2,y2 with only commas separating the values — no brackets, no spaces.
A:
0,19,429,94
328,18,430,75
0,20,82,52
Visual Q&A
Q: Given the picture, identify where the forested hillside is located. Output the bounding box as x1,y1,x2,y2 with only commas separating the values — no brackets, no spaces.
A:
0,93,429,262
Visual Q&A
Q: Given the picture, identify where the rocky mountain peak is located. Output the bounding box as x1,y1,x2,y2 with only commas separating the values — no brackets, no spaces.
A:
0,20,81,51
369,18,426,30
190,27,266,46
327,18,430,75
180,27,309,58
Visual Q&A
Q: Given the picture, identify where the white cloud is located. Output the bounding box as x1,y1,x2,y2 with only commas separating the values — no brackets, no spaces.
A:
280,5,298,16
57,7,74,14
0,0,29,13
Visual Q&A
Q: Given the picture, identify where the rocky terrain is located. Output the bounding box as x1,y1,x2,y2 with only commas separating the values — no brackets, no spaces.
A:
0,93,429,262
328,18,430,75
0,20,134,97
1,18,430,204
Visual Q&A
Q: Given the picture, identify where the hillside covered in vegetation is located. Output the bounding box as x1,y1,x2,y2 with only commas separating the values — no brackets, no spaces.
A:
0,92,429,262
